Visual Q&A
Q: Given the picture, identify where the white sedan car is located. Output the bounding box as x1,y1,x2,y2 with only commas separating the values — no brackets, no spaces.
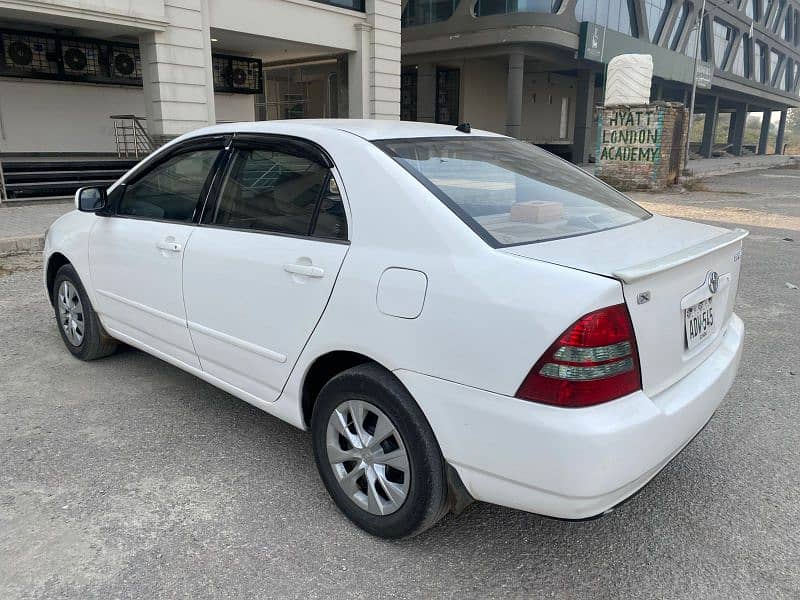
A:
44,120,745,538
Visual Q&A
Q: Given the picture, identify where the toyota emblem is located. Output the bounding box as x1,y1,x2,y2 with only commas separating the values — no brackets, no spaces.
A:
708,271,719,294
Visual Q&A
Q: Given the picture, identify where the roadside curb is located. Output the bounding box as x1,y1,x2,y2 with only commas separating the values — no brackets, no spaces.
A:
683,155,800,179
0,235,44,256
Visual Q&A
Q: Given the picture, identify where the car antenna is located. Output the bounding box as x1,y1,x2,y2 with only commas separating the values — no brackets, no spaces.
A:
455,122,471,134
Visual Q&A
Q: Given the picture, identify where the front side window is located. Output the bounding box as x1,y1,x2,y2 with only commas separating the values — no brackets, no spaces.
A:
118,149,220,221
212,148,332,237
379,137,649,247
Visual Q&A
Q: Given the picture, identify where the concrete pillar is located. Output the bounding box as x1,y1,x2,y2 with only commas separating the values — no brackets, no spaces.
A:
416,63,436,123
348,0,401,120
775,109,788,154
758,110,772,154
139,0,216,142
348,24,372,119
337,55,349,118
367,0,401,120
654,80,664,101
729,104,747,156
700,96,719,158
505,52,524,138
573,70,597,164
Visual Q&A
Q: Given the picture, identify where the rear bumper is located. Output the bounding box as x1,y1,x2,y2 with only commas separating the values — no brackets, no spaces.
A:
395,314,744,519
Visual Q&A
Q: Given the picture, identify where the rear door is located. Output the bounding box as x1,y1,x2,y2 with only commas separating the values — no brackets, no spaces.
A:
89,139,226,368
181,134,349,401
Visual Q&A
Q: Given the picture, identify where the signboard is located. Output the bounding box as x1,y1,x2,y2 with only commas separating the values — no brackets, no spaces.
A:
598,107,663,164
582,22,607,63
694,62,714,89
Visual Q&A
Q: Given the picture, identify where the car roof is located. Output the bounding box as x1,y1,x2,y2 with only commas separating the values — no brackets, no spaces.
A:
184,119,506,142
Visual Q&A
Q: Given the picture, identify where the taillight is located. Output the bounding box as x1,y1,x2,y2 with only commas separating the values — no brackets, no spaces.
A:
515,304,641,408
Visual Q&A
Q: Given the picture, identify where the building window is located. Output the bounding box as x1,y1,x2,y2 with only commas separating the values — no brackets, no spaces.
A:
575,0,638,37
712,19,735,69
401,68,418,121
685,14,710,62
474,0,560,16
784,59,794,90
794,10,800,45
645,0,671,42
763,0,775,26
731,35,749,77
744,0,760,21
770,49,784,85
435,67,460,125
755,40,768,82
772,0,786,32
669,2,692,50
401,0,458,27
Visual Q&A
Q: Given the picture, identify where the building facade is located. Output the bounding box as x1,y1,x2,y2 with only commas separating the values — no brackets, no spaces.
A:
0,0,401,154
400,0,800,162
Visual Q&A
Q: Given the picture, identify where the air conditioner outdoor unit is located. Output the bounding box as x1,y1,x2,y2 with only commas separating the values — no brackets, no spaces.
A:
60,40,102,77
110,44,140,81
0,32,58,76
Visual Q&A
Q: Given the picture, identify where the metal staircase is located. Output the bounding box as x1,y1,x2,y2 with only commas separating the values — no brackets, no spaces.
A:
0,155,138,203
110,114,155,159
0,115,154,204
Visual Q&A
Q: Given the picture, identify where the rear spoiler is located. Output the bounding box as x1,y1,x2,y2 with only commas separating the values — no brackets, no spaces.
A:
612,228,749,284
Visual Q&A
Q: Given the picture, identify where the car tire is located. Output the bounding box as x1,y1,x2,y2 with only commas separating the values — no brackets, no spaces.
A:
52,264,118,361
311,363,449,539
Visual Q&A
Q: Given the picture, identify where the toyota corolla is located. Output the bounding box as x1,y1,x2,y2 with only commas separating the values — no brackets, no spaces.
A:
44,120,746,538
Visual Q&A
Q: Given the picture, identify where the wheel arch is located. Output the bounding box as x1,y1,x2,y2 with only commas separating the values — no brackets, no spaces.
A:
301,350,381,428
46,252,72,304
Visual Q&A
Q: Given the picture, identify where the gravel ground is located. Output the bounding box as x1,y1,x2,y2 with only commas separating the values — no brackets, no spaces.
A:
1,169,798,599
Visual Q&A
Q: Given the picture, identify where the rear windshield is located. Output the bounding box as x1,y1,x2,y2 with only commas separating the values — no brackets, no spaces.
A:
378,137,650,247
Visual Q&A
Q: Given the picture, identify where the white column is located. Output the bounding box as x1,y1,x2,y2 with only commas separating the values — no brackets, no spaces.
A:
140,0,215,141
367,0,401,119
348,0,401,120
348,23,372,119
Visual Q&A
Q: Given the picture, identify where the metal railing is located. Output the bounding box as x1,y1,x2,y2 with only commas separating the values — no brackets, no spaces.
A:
0,159,7,206
110,114,155,159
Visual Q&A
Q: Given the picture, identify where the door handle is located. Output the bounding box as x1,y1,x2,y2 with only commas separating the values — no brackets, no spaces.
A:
157,240,182,253
283,263,324,278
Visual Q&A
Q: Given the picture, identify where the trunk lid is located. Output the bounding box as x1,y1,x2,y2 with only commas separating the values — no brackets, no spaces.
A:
502,215,746,397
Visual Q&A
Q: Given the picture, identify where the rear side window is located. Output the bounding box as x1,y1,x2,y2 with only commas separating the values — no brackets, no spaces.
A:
378,137,650,247
118,149,220,222
212,148,327,236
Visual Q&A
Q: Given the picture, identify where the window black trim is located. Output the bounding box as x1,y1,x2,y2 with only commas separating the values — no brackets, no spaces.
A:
373,136,652,250
113,134,229,224
199,133,349,243
232,133,334,168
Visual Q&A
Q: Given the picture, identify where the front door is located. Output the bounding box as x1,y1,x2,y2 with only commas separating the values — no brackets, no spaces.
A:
89,144,224,368
182,136,349,401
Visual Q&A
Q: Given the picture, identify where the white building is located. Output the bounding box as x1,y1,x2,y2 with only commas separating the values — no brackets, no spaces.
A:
0,0,401,155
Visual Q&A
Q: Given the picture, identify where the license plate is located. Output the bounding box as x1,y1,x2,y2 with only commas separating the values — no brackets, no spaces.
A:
684,296,715,350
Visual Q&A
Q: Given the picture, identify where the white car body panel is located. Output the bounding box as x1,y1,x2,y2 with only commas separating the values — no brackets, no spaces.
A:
502,214,745,397
43,119,745,520
182,227,349,401
89,217,200,369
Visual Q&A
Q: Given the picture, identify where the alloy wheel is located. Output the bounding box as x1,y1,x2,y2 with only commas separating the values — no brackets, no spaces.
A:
57,280,85,346
325,399,410,516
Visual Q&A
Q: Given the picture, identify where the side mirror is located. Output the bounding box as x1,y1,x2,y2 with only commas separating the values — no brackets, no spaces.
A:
76,186,108,212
